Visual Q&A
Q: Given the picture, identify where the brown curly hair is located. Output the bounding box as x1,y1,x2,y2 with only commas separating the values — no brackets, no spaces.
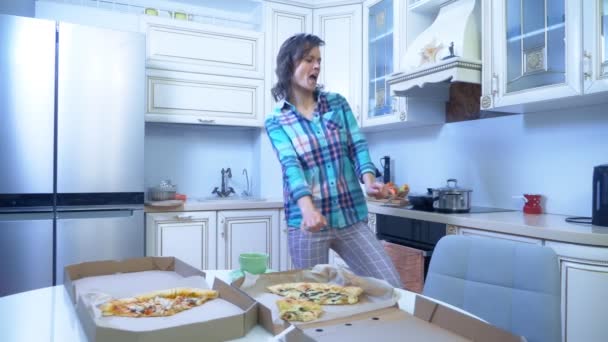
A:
271,33,325,102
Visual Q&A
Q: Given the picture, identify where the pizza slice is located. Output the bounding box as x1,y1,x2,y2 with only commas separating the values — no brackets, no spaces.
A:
98,287,218,317
276,298,323,322
268,282,364,305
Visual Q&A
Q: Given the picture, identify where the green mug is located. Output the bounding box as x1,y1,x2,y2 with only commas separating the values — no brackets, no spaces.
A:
239,253,268,274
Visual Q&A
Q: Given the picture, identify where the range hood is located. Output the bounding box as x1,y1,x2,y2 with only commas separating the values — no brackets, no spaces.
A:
389,0,481,100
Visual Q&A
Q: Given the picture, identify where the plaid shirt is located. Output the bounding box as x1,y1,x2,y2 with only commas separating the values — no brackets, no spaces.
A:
265,92,376,229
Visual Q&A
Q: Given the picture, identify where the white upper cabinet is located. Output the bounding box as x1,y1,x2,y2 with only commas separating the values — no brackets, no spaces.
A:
140,15,266,127
583,0,608,95
480,0,608,112
263,2,313,115
362,0,445,131
141,16,264,79
362,0,401,128
313,4,363,123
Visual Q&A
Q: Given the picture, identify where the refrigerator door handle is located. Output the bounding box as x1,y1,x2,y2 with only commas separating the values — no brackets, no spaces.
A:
56,209,139,220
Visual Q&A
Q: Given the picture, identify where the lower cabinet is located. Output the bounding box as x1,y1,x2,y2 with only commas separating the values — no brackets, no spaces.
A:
145,211,217,270
453,225,608,342
544,241,608,342
456,227,543,245
216,209,280,271
146,209,280,271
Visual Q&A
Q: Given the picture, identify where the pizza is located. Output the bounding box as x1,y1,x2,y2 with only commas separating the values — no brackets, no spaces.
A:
267,282,364,305
98,287,218,317
276,298,323,322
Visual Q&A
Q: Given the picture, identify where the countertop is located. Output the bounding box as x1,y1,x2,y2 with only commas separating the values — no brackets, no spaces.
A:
368,202,608,247
0,270,420,342
145,198,284,213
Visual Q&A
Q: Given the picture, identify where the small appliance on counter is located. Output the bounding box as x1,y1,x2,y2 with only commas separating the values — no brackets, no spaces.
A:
380,156,391,184
566,164,608,226
593,164,608,227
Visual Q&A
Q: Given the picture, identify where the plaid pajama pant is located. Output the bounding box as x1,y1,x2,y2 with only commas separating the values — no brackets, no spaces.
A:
288,221,403,289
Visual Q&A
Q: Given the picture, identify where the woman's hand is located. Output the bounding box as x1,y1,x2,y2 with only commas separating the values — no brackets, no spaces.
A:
297,196,327,232
362,173,388,199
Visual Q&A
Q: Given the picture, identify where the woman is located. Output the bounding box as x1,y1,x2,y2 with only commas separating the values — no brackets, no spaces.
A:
265,33,402,288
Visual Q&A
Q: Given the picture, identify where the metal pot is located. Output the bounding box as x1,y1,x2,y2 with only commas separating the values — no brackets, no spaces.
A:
431,179,472,213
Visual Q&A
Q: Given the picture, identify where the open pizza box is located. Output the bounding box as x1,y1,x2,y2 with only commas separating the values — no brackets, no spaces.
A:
231,264,398,336
64,256,257,342
284,295,526,342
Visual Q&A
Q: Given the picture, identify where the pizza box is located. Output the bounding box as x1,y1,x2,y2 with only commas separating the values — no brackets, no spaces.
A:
64,256,257,342
231,265,398,336
284,295,525,342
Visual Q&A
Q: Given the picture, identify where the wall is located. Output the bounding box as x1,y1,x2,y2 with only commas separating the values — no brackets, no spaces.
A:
365,104,608,217
145,123,257,200
0,0,34,16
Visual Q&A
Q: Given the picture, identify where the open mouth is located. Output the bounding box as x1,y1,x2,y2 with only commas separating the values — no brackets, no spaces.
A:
309,74,318,83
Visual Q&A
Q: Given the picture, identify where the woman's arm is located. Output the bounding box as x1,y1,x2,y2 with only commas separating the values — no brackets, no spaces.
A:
265,117,312,202
265,117,326,231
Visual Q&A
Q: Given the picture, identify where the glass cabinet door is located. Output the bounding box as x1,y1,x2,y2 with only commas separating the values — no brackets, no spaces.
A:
367,0,394,119
601,0,608,77
505,0,566,93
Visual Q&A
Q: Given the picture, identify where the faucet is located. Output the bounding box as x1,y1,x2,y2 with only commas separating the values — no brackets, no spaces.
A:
212,168,235,197
242,168,251,197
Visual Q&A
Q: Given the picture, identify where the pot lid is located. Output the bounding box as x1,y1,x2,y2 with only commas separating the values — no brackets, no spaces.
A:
436,179,472,193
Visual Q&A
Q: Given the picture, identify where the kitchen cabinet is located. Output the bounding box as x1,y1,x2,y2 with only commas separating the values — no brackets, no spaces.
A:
145,69,264,127
141,16,264,79
480,0,608,112
545,241,608,342
362,0,445,130
216,209,280,271
362,0,401,128
313,4,363,124
140,16,265,127
456,227,543,245
263,2,313,115
145,211,217,270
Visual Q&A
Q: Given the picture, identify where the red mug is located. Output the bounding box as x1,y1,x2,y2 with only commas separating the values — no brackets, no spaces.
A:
523,194,542,214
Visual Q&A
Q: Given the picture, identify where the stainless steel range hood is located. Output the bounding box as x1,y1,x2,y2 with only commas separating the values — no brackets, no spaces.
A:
389,0,481,100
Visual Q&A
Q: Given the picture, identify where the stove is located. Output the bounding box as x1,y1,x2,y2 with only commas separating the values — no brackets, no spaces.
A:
404,206,515,214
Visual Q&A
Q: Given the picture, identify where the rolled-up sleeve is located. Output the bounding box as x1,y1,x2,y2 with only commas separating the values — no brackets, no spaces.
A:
340,95,376,181
265,116,312,201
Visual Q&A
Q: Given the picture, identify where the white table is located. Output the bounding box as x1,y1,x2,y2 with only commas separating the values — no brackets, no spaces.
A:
0,270,419,342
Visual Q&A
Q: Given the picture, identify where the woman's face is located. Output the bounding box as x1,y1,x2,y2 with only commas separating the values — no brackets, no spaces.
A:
291,46,321,95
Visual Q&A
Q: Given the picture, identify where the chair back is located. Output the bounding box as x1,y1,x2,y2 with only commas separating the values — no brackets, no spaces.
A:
423,235,561,342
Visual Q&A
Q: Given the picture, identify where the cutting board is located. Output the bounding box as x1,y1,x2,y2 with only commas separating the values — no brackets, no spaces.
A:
366,197,409,207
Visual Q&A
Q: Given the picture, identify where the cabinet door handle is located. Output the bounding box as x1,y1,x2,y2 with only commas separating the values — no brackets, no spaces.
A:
197,118,216,124
174,215,192,221
583,51,592,80
221,219,227,239
491,73,499,96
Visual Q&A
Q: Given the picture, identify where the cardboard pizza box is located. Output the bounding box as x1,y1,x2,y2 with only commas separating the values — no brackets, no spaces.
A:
64,256,257,342
231,265,398,336
284,295,526,342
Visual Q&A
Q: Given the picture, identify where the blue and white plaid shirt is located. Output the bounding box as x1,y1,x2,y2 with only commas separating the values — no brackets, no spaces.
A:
265,92,376,229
